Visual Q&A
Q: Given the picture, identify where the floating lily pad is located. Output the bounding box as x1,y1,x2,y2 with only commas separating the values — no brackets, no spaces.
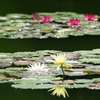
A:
10,78,50,84
0,80,9,83
14,61,32,66
50,80,75,85
65,72,87,76
79,58,100,64
11,84,57,89
86,86,100,90
60,84,88,88
0,48,100,91
92,78,100,81
0,12,98,39
75,79,94,83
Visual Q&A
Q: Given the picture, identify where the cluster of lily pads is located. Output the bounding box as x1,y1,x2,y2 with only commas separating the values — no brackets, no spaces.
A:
0,12,100,39
0,48,100,92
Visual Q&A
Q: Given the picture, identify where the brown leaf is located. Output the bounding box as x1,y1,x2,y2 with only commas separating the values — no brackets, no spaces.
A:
2,72,18,78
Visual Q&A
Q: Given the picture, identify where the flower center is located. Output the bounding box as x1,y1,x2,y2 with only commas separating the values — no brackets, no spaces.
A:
57,62,64,64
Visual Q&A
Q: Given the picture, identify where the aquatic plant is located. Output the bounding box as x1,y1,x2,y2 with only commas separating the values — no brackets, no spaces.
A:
27,62,49,74
84,14,98,21
1,49,100,97
67,18,80,25
67,18,80,29
0,12,99,38
49,53,73,97
51,53,73,69
42,15,52,24
31,13,40,20
0,11,100,98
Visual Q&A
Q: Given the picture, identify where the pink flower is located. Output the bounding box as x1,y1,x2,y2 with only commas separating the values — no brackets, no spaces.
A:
84,14,98,21
31,13,40,20
68,18,80,25
42,15,52,24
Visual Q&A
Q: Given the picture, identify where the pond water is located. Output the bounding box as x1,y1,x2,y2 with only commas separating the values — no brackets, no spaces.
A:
1,35,100,53
0,35,100,100
0,1,100,99
1,83,100,100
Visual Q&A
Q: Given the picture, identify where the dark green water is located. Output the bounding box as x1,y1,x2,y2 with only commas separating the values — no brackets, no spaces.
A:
1,83,100,100
0,0,100,15
1,35,100,53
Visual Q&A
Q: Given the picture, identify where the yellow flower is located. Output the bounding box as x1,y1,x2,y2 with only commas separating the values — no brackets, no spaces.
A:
51,53,73,69
51,53,67,65
48,86,69,98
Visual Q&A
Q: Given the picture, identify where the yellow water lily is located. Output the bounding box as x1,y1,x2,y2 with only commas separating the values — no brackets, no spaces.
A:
48,86,69,98
51,53,73,69
51,53,67,65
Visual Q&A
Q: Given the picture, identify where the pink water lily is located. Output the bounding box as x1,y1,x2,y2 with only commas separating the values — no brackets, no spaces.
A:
42,15,52,24
84,14,98,21
31,13,40,20
68,18,80,25
67,18,80,29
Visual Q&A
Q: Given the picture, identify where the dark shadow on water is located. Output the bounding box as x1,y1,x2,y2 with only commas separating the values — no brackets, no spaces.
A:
1,35,100,53
59,74,100,80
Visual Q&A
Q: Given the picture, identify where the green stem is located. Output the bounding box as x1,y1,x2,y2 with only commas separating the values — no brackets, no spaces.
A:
61,64,65,82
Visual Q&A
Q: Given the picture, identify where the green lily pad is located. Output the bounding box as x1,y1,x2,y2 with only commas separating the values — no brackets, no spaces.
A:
65,72,87,76
79,58,100,64
9,76,62,84
60,84,88,88
75,79,94,83
11,83,57,89
92,78,100,81
10,78,50,84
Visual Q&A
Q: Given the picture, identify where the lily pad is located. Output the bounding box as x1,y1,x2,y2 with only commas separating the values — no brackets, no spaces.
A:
75,79,94,83
79,58,100,64
65,72,87,76
60,84,88,88
11,84,57,89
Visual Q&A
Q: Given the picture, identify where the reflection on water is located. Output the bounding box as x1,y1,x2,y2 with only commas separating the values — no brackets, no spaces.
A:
0,83,100,100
